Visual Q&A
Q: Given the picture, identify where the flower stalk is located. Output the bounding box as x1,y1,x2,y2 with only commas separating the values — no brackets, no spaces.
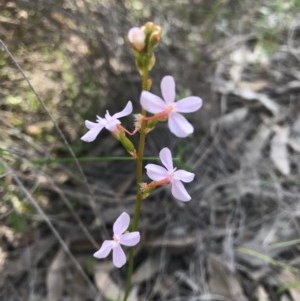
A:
123,65,149,301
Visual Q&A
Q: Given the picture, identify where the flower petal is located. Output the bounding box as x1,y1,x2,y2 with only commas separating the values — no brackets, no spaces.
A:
175,96,203,113
93,240,114,258
85,120,98,130
112,244,126,268
145,164,168,181
104,118,120,132
113,101,133,119
128,27,146,51
81,124,104,142
140,91,166,113
161,76,175,104
159,147,173,171
113,212,130,236
168,113,194,138
171,180,192,202
120,232,140,246
173,170,195,183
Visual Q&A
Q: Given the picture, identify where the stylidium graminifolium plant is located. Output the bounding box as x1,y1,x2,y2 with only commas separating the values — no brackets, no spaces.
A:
80,22,203,300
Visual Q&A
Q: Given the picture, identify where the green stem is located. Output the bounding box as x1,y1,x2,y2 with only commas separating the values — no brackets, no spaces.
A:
123,67,149,301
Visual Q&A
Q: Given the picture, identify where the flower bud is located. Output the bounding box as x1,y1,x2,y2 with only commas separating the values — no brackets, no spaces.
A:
142,22,162,51
149,28,162,48
128,27,146,52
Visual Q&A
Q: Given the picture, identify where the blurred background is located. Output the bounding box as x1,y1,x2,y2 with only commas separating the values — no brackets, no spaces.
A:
1,0,300,300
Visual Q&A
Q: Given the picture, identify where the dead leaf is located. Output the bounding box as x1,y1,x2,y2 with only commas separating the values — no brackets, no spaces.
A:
94,262,122,300
214,79,279,115
207,255,248,301
256,286,270,301
146,232,199,249
244,124,271,164
46,249,66,301
211,107,248,133
235,88,280,115
270,126,290,175
132,256,160,284
279,269,300,301
288,117,300,153
239,80,270,91
94,263,138,301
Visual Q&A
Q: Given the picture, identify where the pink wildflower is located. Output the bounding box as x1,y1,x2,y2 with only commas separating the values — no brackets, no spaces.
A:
81,101,133,142
145,147,195,202
140,76,203,138
93,212,140,268
128,27,146,51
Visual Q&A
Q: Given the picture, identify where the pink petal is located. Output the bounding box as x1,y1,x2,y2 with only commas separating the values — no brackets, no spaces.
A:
159,147,174,171
112,244,126,268
81,124,104,142
140,91,166,113
161,76,175,104
145,164,168,181
171,180,192,202
128,27,145,44
175,97,202,113
85,120,98,130
120,232,140,246
93,240,114,258
104,118,120,132
113,101,133,119
168,113,194,138
173,170,195,183
113,212,130,236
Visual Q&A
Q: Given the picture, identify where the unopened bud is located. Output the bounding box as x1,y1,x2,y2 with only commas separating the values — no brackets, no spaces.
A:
128,27,146,52
142,22,156,35
150,30,161,44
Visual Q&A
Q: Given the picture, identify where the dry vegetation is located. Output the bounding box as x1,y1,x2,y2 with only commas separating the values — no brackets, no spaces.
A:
1,0,300,300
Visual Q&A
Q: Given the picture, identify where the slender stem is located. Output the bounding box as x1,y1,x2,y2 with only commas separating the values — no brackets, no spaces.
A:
123,66,149,301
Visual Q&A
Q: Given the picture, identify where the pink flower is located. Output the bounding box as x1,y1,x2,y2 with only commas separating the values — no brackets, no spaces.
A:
140,76,203,138
128,27,146,51
145,147,195,202
93,212,140,268
81,101,133,142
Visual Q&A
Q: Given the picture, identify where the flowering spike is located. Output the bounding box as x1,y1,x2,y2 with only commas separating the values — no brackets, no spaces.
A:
93,212,140,268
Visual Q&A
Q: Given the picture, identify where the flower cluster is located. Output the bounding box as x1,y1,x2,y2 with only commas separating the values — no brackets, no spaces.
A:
81,24,203,269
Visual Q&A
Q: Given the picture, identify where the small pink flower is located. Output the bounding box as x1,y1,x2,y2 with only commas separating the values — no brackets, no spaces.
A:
145,147,195,202
93,212,140,268
81,101,133,142
128,27,146,51
140,76,203,138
